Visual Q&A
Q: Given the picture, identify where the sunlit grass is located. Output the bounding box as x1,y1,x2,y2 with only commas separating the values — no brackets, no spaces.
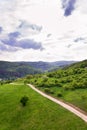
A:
0,84,87,130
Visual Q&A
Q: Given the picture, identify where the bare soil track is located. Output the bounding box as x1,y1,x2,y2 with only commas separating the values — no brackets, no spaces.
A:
28,84,87,123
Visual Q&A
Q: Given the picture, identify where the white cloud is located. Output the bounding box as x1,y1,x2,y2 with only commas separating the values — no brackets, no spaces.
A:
0,0,87,61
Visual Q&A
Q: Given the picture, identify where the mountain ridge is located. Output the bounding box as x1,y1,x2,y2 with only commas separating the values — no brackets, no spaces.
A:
0,60,77,79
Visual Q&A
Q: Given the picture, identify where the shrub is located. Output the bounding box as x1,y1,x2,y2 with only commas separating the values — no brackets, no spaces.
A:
0,81,3,85
44,88,50,93
71,81,78,89
38,82,45,87
20,96,29,107
26,75,33,79
50,90,54,94
63,84,75,91
82,81,87,88
42,75,48,82
63,85,70,90
47,73,53,78
44,88,54,94
56,83,62,87
57,92,63,97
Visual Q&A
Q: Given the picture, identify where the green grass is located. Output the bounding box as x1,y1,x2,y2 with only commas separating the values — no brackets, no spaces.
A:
61,89,87,112
0,84,87,130
41,86,87,112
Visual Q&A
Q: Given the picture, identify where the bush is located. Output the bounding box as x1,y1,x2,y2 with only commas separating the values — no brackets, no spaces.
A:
50,90,54,94
63,85,70,90
56,83,62,87
42,75,48,82
63,82,77,91
0,81,3,85
44,88,54,94
38,82,45,87
82,81,87,88
20,96,29,107
44,88,50,93
57,92,63,97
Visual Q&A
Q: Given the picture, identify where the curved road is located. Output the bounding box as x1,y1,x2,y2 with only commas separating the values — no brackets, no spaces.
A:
28,84,87,123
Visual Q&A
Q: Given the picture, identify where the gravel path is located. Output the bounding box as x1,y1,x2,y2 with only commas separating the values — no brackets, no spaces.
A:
28,84,87,123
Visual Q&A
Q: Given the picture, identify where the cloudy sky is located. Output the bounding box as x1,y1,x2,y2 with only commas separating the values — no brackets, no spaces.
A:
0,0,87,62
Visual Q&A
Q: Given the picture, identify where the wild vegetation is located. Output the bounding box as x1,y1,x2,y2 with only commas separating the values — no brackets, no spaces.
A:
0,60,87,129
0,83,87,130
20,96,29,107
23,60,87,112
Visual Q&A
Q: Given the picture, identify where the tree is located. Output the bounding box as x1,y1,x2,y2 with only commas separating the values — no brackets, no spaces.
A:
20,96,29,107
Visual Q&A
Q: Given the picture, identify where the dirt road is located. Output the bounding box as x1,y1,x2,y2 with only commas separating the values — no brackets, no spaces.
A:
28,84,87,123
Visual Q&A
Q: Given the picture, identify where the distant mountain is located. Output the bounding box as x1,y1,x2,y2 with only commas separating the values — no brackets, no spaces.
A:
0,61,41,80
48,61,76,70
26,61,76,71
0,60,76,79
64,59,87,69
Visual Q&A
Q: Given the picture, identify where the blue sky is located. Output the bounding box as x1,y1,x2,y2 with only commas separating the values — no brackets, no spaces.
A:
0,0,87,61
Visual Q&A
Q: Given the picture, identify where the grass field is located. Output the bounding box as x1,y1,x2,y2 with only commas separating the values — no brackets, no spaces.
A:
41,86,87,112
0,83,87,130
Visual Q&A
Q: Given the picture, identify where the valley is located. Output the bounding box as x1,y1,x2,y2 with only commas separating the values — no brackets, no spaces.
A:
0,59,87,129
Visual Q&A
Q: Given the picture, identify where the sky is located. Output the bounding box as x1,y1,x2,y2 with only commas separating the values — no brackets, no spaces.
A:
0,0,87,62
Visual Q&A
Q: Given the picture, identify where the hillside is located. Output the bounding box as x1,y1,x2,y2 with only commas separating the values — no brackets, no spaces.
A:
24,59,87,89
64,59,87,69
26,61,75,71
23,59,87,112
0,61,41,79
0,60,87,129
0,60,75,79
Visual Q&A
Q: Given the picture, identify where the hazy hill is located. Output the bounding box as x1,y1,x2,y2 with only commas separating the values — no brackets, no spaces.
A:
0,60,76,79
0,61,41,79
25,61,76,71
64,59,87,69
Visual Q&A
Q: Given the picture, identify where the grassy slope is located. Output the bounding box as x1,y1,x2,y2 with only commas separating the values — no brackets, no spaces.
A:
48,87,87,112
0,84,87,130
26,60,87,112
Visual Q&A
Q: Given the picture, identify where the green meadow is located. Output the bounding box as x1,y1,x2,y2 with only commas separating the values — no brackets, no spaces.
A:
0,83,87,130
24,60,87,112
45,87,87,112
